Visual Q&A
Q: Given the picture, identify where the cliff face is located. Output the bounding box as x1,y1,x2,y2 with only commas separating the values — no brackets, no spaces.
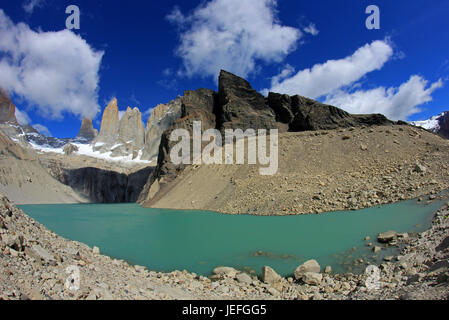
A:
439,112,449,139
0,89,18,124
94,99,120,146
138,70,397,206
60,166,153,203
93,100,145,159
141,97,182,161
76,118,98,142
218,70,277,132
268,92,392,132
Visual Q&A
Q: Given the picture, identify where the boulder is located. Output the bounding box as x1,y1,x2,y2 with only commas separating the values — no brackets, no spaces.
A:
63,143,79,155
213,267,238,279
235,272,252,285
414,163,427,173
373,246,382,253
261,266,281,285
294,260,321,280
302,272,323,286
1,234,24,251
25,245,57,265
377,231,398,243
92,246,100,255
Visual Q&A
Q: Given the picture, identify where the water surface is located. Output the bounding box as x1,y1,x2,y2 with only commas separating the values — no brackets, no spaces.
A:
19,198,445,276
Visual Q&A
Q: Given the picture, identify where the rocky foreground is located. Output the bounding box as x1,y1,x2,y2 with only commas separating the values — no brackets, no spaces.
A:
1,193,448,300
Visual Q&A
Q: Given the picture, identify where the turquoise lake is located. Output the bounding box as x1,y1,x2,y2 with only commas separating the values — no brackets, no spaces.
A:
18,198,446,277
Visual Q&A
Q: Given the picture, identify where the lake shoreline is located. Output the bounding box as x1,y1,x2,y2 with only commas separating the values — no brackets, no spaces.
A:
1,192,448,300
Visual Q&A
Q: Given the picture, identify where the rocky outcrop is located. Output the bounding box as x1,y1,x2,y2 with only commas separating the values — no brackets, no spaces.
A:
267,92,392,131
218,70,277,132
76,118,98,142
141,97,182,161
118,107,145,149
438,112,449,139
63,143,79,156
108,107,146,158
0,89,17,124
93,99,145,159
94,98,119,146
138,88,218,205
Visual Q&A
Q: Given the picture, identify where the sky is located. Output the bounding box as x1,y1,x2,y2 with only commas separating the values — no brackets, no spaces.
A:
0,0,448,138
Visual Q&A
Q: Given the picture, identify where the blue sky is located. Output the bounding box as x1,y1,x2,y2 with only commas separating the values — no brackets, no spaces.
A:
0,0,448,138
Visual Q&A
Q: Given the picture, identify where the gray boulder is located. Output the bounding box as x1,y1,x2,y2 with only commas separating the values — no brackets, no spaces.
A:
294,259,321,280
261,266,281,285
377,231,398,243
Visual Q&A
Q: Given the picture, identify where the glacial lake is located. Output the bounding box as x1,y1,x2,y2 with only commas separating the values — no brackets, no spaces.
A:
19,198,446,277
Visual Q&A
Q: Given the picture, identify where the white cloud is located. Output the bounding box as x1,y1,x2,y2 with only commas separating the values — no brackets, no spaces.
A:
265,40,393,98
324,76,443,121
0,10,104,120
22,0,45,14
15,108,31,125
32,123,52,136
303,23,319,36
167,0,301,79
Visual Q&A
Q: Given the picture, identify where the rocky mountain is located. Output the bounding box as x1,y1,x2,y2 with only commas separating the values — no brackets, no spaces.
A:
0,89,71,149
141,97,182,161
0,89,18,124
138,70,394,206
92,99,145,159
94,98,120,146
412,112,449,139
75,118,98,143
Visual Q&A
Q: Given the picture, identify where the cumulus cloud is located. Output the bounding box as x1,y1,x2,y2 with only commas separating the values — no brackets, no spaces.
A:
32,123,52,136
22,0,45,14
0,10,104,120
303,23,319,36
265,40,393,98
324,76,443,121
167,0,301,79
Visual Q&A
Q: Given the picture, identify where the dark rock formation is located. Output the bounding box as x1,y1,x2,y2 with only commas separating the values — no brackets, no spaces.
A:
218,70,277,132
76,118,98,142
439,112,449,139
267,92,392,132
138,89,218,204
0,89,17,124
61,166,153,203
135,70,396,206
